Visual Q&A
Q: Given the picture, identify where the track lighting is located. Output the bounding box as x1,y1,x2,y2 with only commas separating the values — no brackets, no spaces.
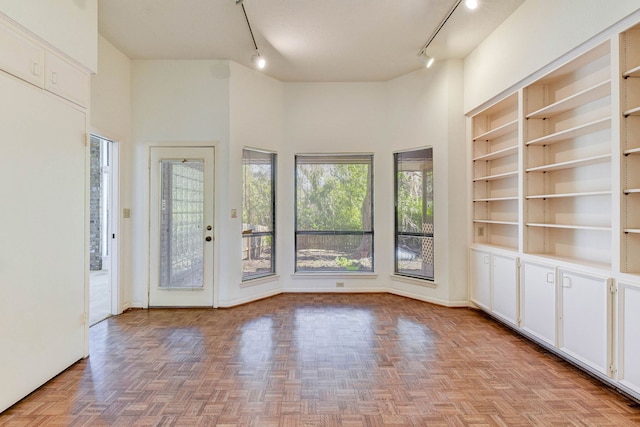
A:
237,1,266,71
417,0,477,69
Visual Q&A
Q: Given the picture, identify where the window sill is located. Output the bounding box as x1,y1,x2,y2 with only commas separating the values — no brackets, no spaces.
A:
390,274,437,288
240,274,280,288
291,272,378,280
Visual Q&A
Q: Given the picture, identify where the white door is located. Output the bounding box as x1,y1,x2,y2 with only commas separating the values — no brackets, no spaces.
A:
149,147,215,307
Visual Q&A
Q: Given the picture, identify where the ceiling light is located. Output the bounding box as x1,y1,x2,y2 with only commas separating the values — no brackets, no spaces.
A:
465,0,478,9
253,50,266,70
418,51,435,68
237,1,266,71
417,0,465,70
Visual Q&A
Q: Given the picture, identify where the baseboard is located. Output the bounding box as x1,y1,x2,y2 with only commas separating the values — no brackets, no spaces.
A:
217,289,283,308
386,288,469,307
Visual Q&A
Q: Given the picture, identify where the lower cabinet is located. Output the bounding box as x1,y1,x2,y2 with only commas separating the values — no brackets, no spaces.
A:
618,282,640,394
558,269,610,376
520,260,556,346
469,248,491,311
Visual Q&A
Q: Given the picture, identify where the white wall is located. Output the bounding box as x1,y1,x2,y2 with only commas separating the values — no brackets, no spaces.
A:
130,60,230,307
90,35,132,310
0,0,97,71
222,62,285,306
465,0,640,112
386,59,468,306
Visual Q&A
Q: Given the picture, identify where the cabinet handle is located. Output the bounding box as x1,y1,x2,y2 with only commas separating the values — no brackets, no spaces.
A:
32,62,40,77
51,71,57,85
546,272,554,284
562,276,571,288
483,255,490,264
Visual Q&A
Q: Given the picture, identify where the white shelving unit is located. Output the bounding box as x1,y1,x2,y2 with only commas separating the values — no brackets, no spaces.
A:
621,23,640,274
471,92,520,250
523,41,612,267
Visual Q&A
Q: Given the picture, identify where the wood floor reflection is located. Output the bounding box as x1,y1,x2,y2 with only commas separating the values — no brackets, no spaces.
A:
1,293,639,426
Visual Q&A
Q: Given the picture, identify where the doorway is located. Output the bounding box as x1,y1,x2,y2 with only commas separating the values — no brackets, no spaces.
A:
89,135,118,325
149,146,215,307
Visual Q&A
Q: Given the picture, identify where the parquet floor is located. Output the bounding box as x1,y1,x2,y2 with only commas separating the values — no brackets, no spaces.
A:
1,293,639,426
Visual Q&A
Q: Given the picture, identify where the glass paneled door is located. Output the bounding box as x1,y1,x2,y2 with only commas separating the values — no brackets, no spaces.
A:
149,147,215,306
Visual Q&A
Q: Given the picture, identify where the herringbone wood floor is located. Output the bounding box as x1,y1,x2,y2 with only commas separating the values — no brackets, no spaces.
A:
1,293,639,426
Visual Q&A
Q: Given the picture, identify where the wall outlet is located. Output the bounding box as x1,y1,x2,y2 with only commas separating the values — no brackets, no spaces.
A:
336,282,345,288
477,226,485,237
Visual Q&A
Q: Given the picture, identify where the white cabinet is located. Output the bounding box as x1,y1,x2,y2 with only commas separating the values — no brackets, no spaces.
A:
469,248,519,326
470,248,491,311
492,253,518,325
558,269,611,376
520,260,556,346
0,18,44,87
618,282,640,394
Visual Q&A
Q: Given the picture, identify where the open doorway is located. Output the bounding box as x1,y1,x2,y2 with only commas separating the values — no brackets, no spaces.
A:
89,135,118,325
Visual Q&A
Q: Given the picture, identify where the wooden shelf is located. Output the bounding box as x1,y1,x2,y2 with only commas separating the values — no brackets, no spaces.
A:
473,219,518,226
472,145,518,162
526,80,611,119
473,119,518,142
524,252,611,270
526,223,611,231
525,117,611,146
473,196,519,202
623,147,640,156
623,64,640,78
472,171,518,182
525,154,611,173
526,191,611,199
623,106,640,117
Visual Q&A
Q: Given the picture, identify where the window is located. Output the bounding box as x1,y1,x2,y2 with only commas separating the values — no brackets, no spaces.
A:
394,148,434,280
295,154,373,272
242,149,276,280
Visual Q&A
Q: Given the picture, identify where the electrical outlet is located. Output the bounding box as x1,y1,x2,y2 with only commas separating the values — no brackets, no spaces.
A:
477,226,485,237
336,282,344,288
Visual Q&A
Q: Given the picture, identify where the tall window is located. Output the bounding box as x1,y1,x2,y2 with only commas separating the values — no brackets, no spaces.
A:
295,154,373,272
394,148,434,280
242,149,276,280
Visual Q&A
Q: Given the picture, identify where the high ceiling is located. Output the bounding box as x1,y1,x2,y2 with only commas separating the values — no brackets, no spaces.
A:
98,0,524,82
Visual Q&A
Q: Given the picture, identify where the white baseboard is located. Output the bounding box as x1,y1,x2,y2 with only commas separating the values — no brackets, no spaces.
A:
387,288,469,307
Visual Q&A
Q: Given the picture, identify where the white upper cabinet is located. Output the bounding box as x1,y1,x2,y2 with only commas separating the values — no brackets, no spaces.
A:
44,50,90,108
0,19,44,87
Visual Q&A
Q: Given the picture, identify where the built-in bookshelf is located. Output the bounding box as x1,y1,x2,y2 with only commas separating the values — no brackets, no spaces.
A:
621,24,640,274
523,41,612,267
471,92,519,250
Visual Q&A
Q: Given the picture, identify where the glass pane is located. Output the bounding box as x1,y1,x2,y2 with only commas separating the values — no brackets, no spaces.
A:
296,233,373,272
396,235,434,279
159,160,205,288
296,158,372,232
396,149,433,234
242,234,274,279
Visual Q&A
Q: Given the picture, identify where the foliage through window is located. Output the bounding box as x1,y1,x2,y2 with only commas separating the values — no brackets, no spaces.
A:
394,148,434,280
242,149,276,280
295,154,373,272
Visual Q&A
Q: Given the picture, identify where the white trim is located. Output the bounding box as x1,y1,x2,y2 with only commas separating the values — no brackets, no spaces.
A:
291,273,378,280
285,287,384,294
240,274,280,288
390,274,437,289
218,289,282,308
387,288,469,307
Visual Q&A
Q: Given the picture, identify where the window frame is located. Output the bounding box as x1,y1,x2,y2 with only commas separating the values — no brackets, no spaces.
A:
393,147,434,281
241,148,277,281
294,153,374,273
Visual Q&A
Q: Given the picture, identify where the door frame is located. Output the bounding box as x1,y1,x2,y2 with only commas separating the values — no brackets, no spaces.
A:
90,131,121,317
145,142,219,308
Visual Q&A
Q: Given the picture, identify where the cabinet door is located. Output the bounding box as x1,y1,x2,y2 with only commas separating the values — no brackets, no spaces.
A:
618,282,640,394
520,261,556,346
558,270,610,375
0,19,44,87
492,254,518,325
470,249,491,310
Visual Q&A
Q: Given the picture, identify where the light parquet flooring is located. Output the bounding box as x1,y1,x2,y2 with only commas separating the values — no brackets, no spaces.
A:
1,293,639,426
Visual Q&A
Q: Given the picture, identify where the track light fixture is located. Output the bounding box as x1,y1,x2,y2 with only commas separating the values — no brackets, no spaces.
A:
417,0,476,69
237,1,266,70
